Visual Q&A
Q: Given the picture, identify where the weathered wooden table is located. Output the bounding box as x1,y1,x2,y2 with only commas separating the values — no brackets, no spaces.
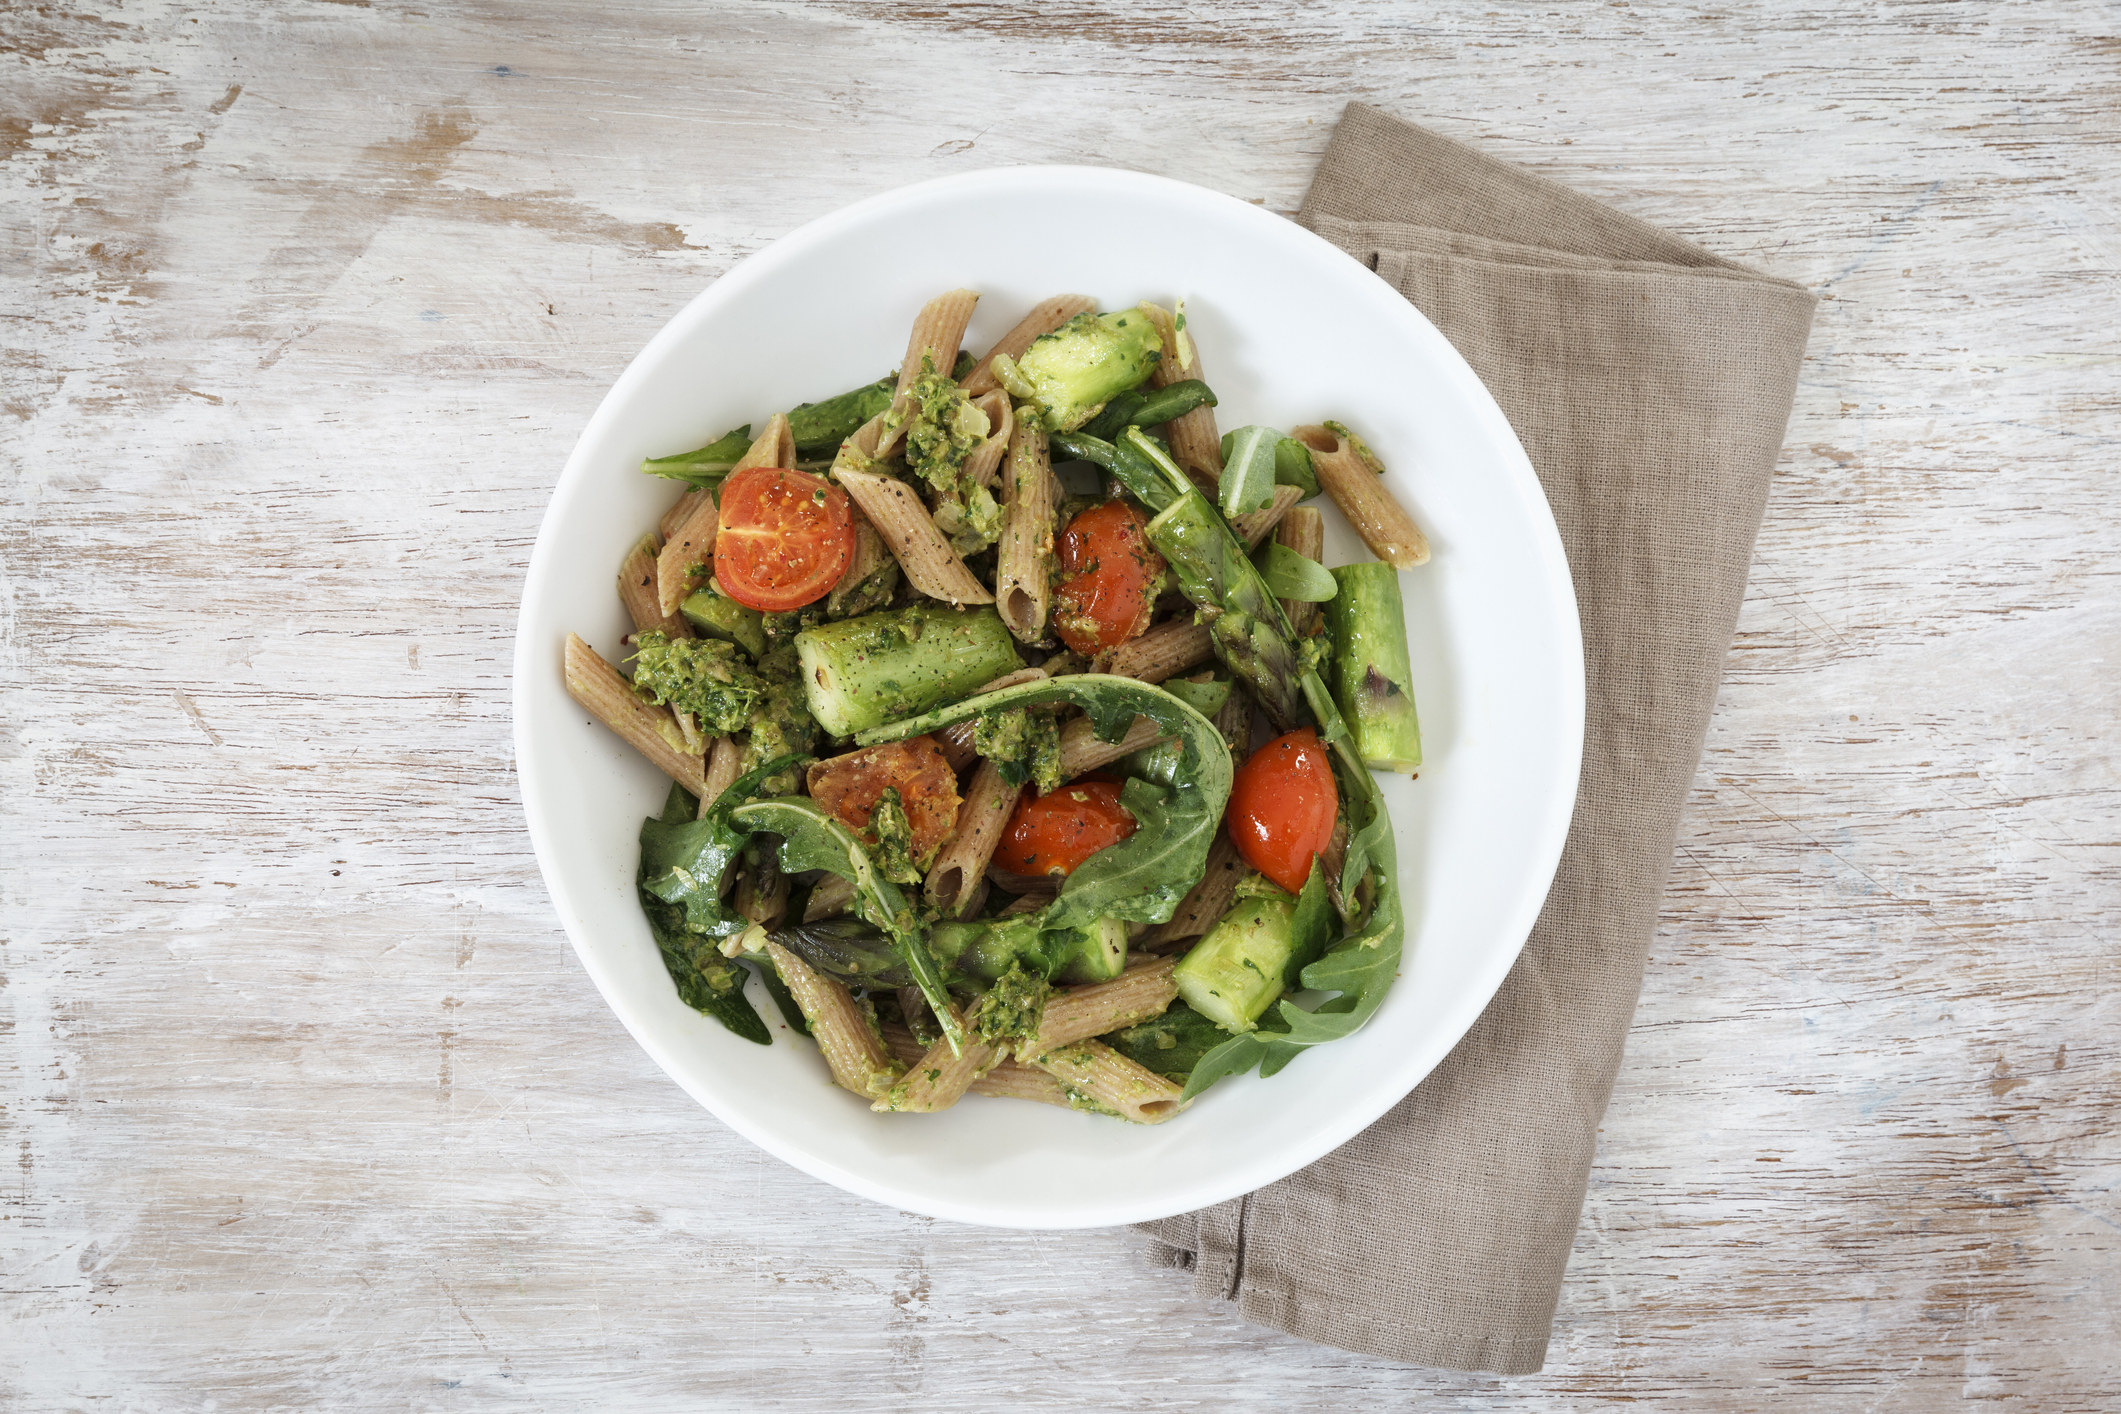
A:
6,2,2116,1407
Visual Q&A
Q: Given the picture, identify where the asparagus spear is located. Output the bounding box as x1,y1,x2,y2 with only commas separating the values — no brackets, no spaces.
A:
1172,868,1333,1033
1323,561,1422,773
793,603,1022,736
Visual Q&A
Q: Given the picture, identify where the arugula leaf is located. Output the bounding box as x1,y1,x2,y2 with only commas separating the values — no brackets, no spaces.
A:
1102,1001,1229,1083
729,796,964,1054
853,675,1234,937
1257,542,1337,603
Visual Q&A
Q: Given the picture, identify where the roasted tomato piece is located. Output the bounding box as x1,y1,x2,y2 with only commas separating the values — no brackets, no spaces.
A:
806,735,962,863
1051,500,1164,655
993,775,1137,877
1225,728,1338,894
713,465,855,612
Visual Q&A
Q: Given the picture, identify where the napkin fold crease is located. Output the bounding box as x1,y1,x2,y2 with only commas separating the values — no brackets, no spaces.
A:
1139,104,1816,1376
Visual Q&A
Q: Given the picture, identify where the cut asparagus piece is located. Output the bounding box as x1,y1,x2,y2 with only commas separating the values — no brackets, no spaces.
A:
1172,867,1334,1033
793,603,1022,737
1323,561,1422,773
680,580,767,659
993,310,1164,432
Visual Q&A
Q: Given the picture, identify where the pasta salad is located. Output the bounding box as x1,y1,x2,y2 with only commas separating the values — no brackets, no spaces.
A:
564,291,1431,1122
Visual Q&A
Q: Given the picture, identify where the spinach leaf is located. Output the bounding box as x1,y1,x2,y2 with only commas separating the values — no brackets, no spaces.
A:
852,675,1234,936
639,888,770,1044
1102,1001,1228,1083
636,757,806,1043
729,796,964,1054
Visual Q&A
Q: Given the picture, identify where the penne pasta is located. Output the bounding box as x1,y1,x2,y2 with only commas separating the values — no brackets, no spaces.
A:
618,533,691,640
961,390,1014,489
766,940,903,1100
1275,505,1327,637
1232,483,1304,550
1294,423,1431,568
802,872,857,922
658,485,711,542
927,759,1023,917
1139,301,1223,486
1028,1041,1187,1124
1056,712,1166,779
960,294,1097,396
671,707,706,756
1212,681,1254,757
562,634,707,796
826,518,894,617
1098,617,1213,683
732,411,795,473
834,465,994,606
995,419,1057,643
879,1009,1002,1114
1030,956,1179,1053
699,735,742,817
1144,833,1250,949
880,1020,1074,1109
735,855,788,930
881,289,980,455
655,493,720,617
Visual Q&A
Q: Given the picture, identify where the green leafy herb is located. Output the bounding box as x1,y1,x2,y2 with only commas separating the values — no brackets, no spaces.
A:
1256,541,1337,602
640,425,752,487
1102,1001,1227,1083
1217,425,1279,518
730,796,964,1053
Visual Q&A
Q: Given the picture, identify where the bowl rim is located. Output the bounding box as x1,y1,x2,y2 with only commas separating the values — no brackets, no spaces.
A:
513,162,1584,1228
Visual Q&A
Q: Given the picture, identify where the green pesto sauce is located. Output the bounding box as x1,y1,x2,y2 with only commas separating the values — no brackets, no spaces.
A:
969,961,1051,1048
971,706,1064,795
738,645,815,795
866,787,922,887
629,632,764,734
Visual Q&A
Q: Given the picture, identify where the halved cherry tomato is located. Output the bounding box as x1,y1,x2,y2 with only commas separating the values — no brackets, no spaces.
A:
1225,728,1338,894
1052,500,1164,655
993,775,1136,877
806,735,962,862
713,465,855,612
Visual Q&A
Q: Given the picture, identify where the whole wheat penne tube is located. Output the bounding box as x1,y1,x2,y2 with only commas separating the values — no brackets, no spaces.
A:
766,940,902,1100
834,465,994,606
961,390,1013,489
1294,423,1430,568
671,708,705,756
1139,301,1222,485
1144,833,1250,949
1028,1041,1187,1124
655,493,720,617
879,1020,1002,1114
1275,505,1327,637
659,485,711,541
1212,682,1253,757
878,290,980,455
961,294,1096,396
1056,713,1165,778
1232,483,1303,551
619,533,691,640
1031,956,1179,1053
995,418,1056,643
697,735,742,817
936,722,979,773
734,411,795,473
735,857,788,930
881,1021,1073,1109
928,760,1023,917
802,872,858,921
562,634,707,796
1099,617,1213,683
826,519,893,616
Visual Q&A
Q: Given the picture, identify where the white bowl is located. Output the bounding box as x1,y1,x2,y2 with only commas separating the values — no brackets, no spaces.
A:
514,166,1582,1230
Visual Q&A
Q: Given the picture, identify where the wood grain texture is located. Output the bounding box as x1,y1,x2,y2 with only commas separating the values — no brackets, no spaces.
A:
3,0,2116,1408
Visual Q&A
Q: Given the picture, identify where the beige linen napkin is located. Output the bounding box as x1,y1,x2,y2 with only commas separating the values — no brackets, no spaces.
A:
1140,104,1817,1375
